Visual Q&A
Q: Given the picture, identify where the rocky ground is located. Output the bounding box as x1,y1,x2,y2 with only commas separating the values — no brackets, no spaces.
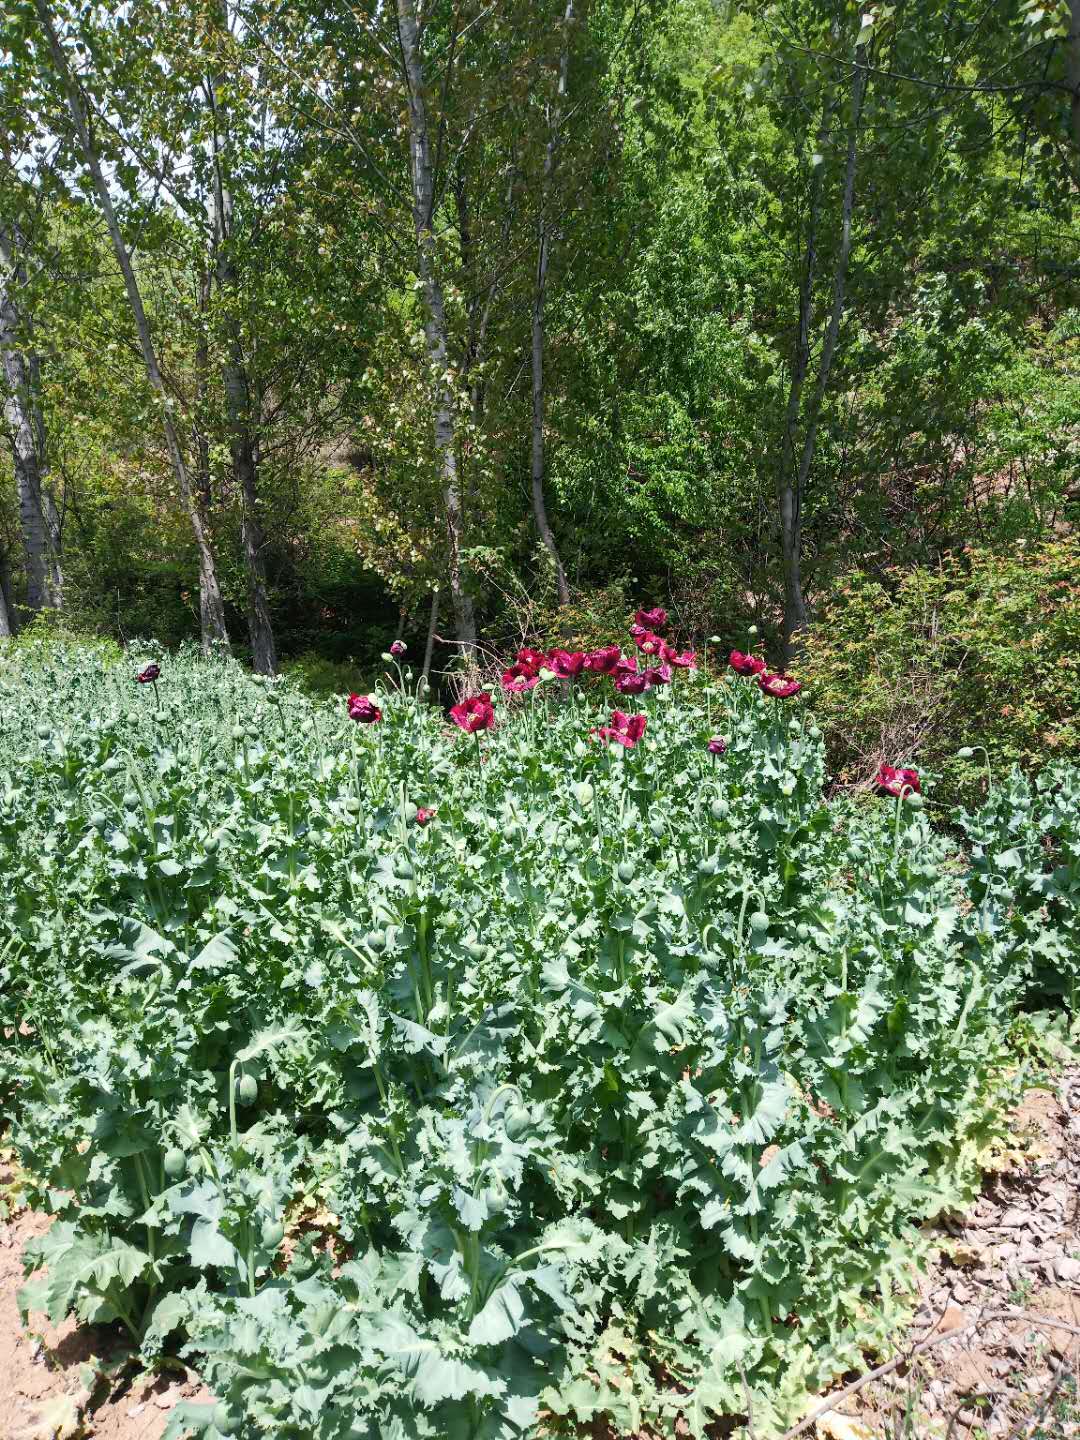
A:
1,1067,1078,1440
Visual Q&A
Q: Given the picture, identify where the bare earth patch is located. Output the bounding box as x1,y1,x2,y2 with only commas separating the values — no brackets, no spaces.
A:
822,1065,1080,1439
0,1165,211,1440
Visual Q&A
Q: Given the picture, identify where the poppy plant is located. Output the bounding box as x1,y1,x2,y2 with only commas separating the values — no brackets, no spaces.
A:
729,650,766,677
707,736,727,756
450,693,495,734
632,628,665,656
547,649,587,679
390,641,407,658
500,664,539,695
634,606,667,631
876,764,920,798
415,806,437,826
642,663,673,687
661,642,697,669
515,648,547,675
593,710,647,748
584,645,623,675
758,671,802,699
347,694,383,724
136,663,161,684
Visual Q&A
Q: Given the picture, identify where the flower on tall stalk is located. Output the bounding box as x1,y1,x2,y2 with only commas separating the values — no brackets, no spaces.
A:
661,642,697,669
547,649,587,679
347,694,383,723
612,657,650,695
450,693,495,733
390,640,407,659
592,710,647,748
415,806,437,826
634,606,668,631
758,671,802,699
707,736,727,756
631,628,664,656
729,650,765,677
642,663,673,687
501,664,539,695
516,648,547,675
876,764,920,798
136,663,161,684
584,645,623,675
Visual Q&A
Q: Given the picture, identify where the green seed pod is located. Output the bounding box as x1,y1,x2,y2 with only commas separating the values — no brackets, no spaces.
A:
505,1105,531,1141
213,759,228,776
212,1403,238,1437
261,1219,285,1250
163,1147,187,1180
906,792,924,809
403,802,418,823
562,834,580,855
122,789,139,809
710,799,728,820
231,724,245,742
808,725,822,741
466,940,485,962
441,910,461,932
88,810,108,831
649,816,665,838
365,929,386,953
237,1074,258,1106
36,723,51,741
749,910,769,934
344,796,360,815
796,923,810,941
204,835,219,855
394,858,414,881
697,855,718,877
617,860,635,883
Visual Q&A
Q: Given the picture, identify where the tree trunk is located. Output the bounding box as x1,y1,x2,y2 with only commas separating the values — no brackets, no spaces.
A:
0,227,62,612
422,588,439,691
1068,0,1080,168
395,0,476,665
0,551,14,637
531,0,574,608
209,5,276,674
778,39,867,664
35,0,230,656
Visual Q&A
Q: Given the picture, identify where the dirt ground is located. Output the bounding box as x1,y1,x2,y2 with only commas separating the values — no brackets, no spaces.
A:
1,1067,1078,1440
0,1168,211,1440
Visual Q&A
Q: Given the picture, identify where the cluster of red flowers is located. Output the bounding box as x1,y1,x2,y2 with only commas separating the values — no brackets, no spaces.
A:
728,650,801,699
592,710,647,749
499,608,697,700
135,663,161,684
347,694,383,724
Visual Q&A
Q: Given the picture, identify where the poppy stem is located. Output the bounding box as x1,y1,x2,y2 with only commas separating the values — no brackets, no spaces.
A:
152,678,161,712
473,730,483,778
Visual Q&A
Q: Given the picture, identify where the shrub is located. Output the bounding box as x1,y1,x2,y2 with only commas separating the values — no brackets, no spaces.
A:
0,640,1070,1438
801,538,1080,801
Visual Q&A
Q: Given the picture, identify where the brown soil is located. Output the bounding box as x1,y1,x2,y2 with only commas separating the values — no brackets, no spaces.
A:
828,1065,1080,1438
0,1165,212,1440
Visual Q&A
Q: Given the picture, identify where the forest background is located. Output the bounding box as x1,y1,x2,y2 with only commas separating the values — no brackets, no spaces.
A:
2,0,1078,799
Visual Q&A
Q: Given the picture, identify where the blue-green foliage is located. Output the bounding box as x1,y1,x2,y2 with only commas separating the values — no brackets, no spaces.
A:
0,644,1073,1438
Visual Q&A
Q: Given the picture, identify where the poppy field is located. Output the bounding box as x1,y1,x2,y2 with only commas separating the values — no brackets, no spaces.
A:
1,627,1078,1440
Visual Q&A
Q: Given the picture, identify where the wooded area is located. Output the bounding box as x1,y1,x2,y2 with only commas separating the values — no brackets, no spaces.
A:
2,0,1078,692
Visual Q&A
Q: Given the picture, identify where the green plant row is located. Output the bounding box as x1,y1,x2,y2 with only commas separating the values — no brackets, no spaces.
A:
0,642,1076,1440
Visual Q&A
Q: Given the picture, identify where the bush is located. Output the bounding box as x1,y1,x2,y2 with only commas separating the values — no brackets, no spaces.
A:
801,538,1080,801
0,642,1071,1438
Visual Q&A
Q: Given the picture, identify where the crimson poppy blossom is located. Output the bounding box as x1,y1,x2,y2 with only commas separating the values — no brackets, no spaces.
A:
450,693,495,733
547,649,587,679
415,806,437,826
516,648,547,675
632,629,664,656
876,764,920,798
758,671,802,699
390,640,407,658
634,606,668,631
729,650,766,677
642,663,673,687
592,710,647,748
662,644,697,670
348,694,383,723
136,663,161,684
584,645,623,675
501,664,539,695
707,737,727,756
